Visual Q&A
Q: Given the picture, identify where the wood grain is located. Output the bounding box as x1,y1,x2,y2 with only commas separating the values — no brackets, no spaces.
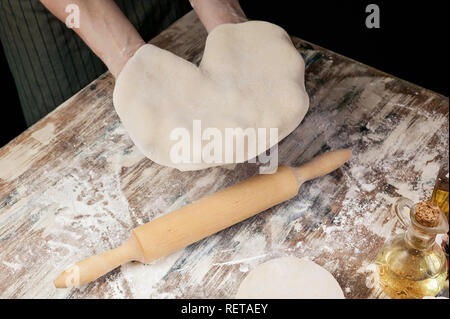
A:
0,11,448,299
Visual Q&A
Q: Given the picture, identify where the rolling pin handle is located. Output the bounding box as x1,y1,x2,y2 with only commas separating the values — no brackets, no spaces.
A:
291,149,352,184
54,234,143,288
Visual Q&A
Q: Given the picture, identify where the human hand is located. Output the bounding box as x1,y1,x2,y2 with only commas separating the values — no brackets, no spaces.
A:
190,0,247,33
40,0,144,78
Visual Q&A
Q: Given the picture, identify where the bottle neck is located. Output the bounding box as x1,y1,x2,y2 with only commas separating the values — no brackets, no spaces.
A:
405,225,436,250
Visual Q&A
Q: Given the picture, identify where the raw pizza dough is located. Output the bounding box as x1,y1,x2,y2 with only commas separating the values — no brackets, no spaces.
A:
235,256,344,299
113,21,309,171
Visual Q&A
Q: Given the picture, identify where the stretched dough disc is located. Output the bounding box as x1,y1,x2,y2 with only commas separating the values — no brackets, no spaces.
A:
235,256,344,299
113,21,309,171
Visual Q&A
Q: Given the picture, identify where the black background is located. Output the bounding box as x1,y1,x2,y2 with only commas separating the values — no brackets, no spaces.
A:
241,0,449,95
0,298,446,316
1,0,448,147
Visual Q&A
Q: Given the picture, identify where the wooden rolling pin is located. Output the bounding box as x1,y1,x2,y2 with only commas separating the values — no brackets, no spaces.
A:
54,149,352,288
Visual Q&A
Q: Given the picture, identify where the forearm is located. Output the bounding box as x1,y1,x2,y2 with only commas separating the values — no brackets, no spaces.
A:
40,0,144,78
191,0,247,33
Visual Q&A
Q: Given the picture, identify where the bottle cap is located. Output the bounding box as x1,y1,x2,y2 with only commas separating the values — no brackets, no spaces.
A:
415,201,441,227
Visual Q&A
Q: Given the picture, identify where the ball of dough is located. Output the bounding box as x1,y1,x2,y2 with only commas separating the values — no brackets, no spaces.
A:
235,256,344,299
113,21,309,171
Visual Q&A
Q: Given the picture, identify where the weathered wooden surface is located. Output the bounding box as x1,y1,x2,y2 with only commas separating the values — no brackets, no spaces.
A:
0,11,448,299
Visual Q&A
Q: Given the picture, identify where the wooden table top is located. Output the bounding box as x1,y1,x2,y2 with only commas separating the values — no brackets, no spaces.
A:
0,11,448,299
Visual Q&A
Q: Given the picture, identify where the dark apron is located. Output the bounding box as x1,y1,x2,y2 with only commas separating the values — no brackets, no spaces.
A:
0,0,191,126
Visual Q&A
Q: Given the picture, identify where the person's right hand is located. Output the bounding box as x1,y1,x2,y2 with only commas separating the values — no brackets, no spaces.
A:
40,0,145,78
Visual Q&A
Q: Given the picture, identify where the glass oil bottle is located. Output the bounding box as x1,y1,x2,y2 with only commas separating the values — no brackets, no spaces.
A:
431,166,449,219
376,198,449,299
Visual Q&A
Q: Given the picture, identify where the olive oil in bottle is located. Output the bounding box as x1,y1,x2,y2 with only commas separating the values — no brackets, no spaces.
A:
431,167,449,219
376,199,449,299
